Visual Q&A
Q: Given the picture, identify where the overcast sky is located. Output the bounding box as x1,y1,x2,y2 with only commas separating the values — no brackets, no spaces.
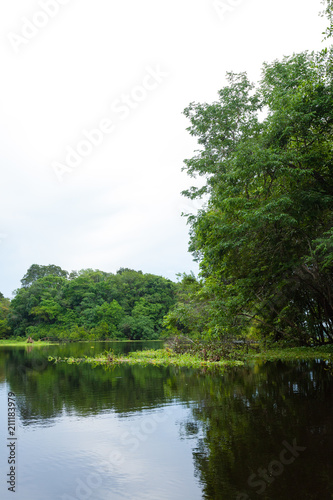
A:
0,0,327,298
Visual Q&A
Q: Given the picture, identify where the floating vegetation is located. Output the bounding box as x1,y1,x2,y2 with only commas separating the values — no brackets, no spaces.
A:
47,345,333,369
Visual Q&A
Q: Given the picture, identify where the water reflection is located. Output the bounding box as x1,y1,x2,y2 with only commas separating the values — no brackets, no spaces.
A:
0,345,332,499
181,360,333,499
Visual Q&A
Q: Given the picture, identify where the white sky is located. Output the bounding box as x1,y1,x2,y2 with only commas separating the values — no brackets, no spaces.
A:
0,0,328,298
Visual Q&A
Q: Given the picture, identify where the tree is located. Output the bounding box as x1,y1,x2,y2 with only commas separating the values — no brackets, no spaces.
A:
21,264,68,288
0,297,11,338
9,275,67,335
322,0,333,40
8,265,176,340
93,300,125,338
182,50,333,344
119,315,156,340
163,273,216,338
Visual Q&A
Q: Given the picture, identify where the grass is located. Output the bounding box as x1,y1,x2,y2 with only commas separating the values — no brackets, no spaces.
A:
48,345,333,369
48,348,245,368
0,339,59,346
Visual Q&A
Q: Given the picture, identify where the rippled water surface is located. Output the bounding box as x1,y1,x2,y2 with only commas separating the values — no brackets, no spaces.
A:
0,342,332,500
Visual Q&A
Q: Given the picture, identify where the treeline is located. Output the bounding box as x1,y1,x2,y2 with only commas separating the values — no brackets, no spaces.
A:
0,264,177,341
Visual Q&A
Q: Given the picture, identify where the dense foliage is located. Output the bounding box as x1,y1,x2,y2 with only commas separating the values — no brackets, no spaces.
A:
2,265,177,341
165,42,333,345
0,296,11,338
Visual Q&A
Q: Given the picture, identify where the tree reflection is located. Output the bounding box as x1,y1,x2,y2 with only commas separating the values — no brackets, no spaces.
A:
177,361,333,499
2,347,333,499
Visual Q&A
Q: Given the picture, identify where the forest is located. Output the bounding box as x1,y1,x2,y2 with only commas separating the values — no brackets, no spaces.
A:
1,2,333,348
0,264,177,341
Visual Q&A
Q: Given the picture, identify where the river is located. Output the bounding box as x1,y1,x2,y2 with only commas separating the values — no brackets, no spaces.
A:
0,342,332,499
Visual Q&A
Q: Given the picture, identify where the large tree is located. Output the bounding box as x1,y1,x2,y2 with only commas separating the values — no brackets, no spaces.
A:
20,264,68,288
182,48,333,344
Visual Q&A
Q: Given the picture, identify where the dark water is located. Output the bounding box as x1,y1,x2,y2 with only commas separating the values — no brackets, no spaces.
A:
0,343,332,500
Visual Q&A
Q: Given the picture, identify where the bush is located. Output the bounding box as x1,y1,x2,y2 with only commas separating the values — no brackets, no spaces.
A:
166,335,257,361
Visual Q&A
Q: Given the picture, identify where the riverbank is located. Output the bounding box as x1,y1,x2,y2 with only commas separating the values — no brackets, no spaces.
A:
0,338,162,346
0,339,59,346
48,345,333,369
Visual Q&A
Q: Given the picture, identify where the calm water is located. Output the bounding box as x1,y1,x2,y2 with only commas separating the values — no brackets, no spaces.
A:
0,342,332,500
